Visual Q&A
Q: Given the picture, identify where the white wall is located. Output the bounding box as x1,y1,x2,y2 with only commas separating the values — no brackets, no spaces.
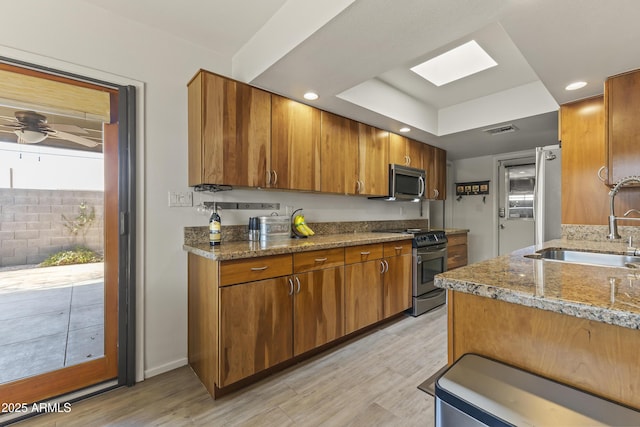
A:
0,0,426,380
450,156,496,264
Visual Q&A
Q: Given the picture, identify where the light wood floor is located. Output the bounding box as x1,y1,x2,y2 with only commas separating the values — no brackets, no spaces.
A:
13,305,447,427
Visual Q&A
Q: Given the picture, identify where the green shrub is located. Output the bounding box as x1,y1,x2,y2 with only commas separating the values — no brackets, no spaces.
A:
40,247,103,267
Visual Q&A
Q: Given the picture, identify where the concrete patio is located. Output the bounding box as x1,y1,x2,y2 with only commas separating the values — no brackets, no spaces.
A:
0,262,104,384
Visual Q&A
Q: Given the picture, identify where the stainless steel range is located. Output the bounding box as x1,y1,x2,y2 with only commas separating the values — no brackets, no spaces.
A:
383,228,447,316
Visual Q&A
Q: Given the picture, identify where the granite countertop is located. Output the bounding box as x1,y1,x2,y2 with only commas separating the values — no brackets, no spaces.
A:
183,232,413,261
435,238,640,330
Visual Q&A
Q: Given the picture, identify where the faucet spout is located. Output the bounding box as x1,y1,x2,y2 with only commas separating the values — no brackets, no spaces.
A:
607,175,640,240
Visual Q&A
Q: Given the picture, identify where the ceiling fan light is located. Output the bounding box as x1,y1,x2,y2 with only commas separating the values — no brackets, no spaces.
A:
14,129,47,144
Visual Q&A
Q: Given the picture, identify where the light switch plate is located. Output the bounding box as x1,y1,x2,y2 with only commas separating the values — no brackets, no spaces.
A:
168,191,193,207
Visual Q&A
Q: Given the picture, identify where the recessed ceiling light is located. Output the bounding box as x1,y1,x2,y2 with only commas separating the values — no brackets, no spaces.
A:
303,91,319,100
565,81,587,91
399,127,410,133
410,40,497,87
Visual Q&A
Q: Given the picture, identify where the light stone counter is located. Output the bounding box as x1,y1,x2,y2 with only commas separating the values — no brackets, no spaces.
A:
183,232,412,261
435,238,640,330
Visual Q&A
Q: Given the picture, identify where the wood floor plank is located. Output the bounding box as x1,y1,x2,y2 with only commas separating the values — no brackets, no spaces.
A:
11,306,447,427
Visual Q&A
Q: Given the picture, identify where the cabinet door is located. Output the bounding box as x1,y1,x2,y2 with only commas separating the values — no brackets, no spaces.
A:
218,277,293,387
383,254,412,317
606,70,640,184
293,267,345,356
407,138,424,170
271,95,321,191
358,124,389,196
424,144,446,200
188,71,270,187
389,133,408,166
344,260,383,333
560,97,609,225
320,112,359,194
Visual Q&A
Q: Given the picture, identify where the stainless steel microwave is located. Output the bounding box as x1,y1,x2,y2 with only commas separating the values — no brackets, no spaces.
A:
371,164,426,201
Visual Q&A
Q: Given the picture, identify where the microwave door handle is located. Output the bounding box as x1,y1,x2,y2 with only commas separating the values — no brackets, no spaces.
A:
418,176,425,197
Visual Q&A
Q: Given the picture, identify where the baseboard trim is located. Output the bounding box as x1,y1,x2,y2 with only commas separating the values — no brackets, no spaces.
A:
144,358,188,379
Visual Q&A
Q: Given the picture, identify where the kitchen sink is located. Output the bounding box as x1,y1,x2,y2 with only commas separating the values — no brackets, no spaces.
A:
525,249,640,268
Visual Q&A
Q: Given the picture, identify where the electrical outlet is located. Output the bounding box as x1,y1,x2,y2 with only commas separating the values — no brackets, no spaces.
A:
168,191,193,207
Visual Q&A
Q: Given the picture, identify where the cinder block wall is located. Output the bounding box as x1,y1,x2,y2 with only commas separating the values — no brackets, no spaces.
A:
0,189,104,267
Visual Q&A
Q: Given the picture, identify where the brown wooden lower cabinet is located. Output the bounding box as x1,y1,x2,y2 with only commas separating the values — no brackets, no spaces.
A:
345,259,384,333
188,242,412,398
446,232,468,270
383,253,412,316
219,277,293,387
293,267,344,356
448,291,640,410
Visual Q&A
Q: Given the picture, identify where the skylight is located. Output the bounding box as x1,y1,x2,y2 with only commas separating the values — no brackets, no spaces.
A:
410,40,497,87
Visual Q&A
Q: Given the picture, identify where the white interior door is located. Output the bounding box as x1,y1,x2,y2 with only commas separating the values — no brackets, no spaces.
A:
498,160,535,255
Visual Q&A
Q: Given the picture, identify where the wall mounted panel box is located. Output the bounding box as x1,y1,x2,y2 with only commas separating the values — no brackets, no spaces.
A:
435,354,640,427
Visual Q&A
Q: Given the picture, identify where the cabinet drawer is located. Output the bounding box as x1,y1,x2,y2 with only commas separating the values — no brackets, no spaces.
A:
447,233,467,247
293,248,344,273
220,254,293,286
345,244,383,264
383,240,412,257
447,244,468,270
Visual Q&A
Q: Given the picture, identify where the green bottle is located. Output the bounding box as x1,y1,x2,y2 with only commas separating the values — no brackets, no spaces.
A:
209,204,221,246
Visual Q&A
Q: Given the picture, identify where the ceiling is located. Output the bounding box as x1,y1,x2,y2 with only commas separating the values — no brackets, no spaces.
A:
83,0,640,160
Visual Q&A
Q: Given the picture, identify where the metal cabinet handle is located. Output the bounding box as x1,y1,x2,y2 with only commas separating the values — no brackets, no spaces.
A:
360,181,365,193
384,259,389,273
360,251,371,255
288,278,294,296
266,170,271,185
295,276,301,294
433,188,439,198
272,170,278,185
597,166,608,182
315,257,328,262
380,260,385,274
356,180,361,193
250,266,268,271
405,155,410,166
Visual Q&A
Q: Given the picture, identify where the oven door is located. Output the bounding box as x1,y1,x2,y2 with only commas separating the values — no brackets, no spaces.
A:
414,244,447,296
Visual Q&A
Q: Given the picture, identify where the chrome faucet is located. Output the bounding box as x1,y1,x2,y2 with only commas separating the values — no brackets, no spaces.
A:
607,175,640,240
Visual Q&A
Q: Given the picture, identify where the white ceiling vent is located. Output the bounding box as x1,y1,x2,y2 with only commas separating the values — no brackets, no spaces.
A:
483,124,519,136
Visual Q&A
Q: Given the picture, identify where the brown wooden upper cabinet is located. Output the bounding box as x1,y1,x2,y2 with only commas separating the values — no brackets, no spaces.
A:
187,70,447,198
187,70,271,187
358,124,390,197
271,95,321,191
320,111,360,194
605,69,640,185
389,133,424,169
423,145,446,200
559,96,608,225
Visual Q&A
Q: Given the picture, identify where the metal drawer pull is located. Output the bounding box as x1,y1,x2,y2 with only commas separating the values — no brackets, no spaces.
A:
360,251,371,255
394,246,403,250
288,278,294,296
250,266,268,271
315,257,328,262
295,276,301,294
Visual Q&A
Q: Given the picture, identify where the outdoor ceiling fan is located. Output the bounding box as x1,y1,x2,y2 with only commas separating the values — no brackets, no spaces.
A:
0,110,99,148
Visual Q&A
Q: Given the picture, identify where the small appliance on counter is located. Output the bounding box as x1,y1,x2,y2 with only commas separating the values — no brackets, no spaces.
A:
248,217,260,241
257,215,291,241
